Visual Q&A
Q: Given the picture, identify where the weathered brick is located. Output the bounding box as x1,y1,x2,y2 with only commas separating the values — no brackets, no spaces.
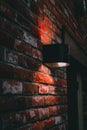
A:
39,84,49,94
38,107,49,119
15,40,32,56
49,106,58,116
45,117,55,129
6,50,18,64
22,32,38,47
45,96,59,105
49,85,58,95
24,109,39,122
24,56,41,70
55,116,62,125
0,0,70,130
33,121,45,130
32,48,42,60
32,96,44,106
17,54,40,70
2,80,23,94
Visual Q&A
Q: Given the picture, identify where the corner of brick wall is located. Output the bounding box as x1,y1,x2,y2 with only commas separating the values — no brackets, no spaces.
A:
0,0,75,130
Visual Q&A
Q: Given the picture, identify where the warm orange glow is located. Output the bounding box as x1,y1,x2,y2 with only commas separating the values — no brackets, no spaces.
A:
38,20,54,44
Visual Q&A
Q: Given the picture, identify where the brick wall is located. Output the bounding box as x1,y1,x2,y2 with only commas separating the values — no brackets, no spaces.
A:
0,0,82,130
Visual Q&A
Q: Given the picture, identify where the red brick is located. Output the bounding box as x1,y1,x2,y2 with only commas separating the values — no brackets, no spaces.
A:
25,57,40,70
45,117,55,129
23,83,38,95
38,108,49,119
38,65,51,74
33,121,45,130
15,40,32,56
54,78,62,86
24,109,39,122
49,106,58,116
49,85,58,95
39,84,49,94
45,96,59,105
32,48,42,60
17,54,40,70
0,63,14,78
32,96,44,106
33,72,55,85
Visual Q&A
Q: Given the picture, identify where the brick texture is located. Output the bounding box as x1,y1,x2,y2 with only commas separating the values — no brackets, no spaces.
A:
0,0,81,129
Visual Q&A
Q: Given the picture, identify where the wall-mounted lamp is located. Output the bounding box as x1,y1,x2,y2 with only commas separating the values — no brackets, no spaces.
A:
43,44,70,68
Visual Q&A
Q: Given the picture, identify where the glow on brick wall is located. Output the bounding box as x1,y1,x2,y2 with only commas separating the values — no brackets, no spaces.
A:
38,3,55,45
38,19,54,44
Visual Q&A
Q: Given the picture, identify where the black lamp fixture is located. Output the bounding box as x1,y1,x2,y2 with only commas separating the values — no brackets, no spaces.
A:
43,26,70,68
43,44,70,68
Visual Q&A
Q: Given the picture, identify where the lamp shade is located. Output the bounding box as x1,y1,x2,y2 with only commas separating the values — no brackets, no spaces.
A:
43,44,70,68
